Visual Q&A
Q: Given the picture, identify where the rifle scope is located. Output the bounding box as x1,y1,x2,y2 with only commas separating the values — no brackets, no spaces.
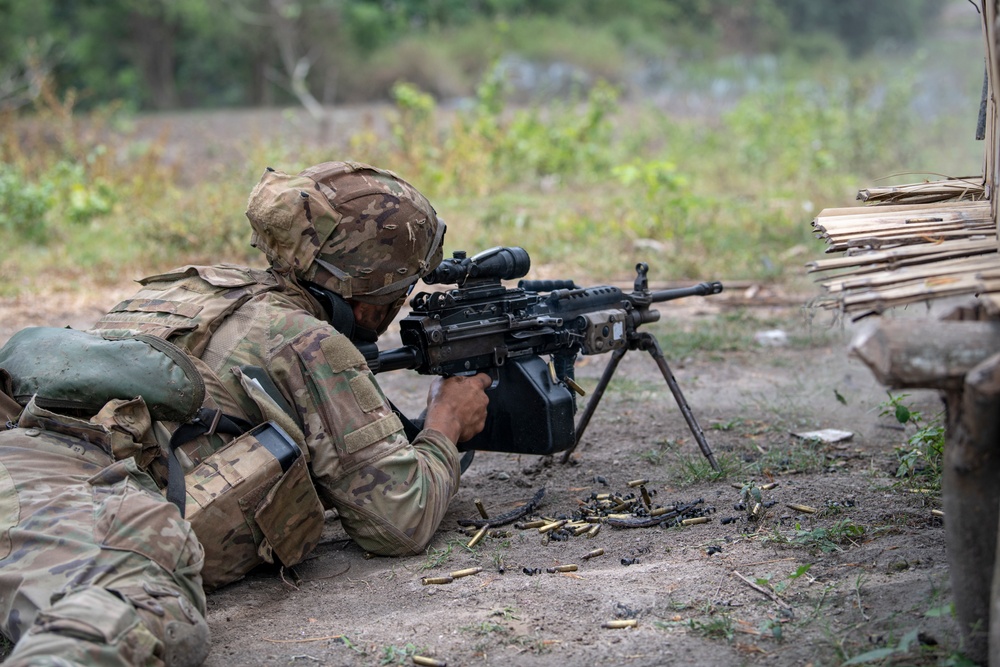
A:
423,246,530,285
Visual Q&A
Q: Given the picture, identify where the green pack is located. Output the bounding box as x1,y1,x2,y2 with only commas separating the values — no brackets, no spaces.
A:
0,327,205,422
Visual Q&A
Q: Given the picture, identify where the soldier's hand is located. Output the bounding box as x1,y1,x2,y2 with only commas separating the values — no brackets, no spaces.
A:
423,373,491,444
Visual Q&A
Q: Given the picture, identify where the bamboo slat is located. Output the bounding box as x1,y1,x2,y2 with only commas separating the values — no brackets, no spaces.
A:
857,178,985,205
808,1,1000,317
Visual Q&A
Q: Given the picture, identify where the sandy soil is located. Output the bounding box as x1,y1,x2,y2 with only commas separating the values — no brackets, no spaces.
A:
0,288,962,667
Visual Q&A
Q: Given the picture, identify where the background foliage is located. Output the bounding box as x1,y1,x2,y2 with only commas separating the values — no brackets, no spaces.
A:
0,0,943,111
0,0,986,296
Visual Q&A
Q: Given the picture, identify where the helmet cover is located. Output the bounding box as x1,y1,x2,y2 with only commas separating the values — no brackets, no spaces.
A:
245,161,444,302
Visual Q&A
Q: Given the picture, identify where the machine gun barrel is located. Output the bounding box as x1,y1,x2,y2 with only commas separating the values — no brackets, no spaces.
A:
649,281,723,303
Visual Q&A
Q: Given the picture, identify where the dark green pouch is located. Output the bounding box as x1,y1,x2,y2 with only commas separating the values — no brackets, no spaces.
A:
0,327,205,422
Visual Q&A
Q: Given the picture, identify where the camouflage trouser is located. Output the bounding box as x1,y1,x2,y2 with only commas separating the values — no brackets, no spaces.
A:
0,428,210,667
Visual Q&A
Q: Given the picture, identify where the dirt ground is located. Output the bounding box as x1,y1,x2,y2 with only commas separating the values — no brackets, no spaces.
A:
0,286,964,666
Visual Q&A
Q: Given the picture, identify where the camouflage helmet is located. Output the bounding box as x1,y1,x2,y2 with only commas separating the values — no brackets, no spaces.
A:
245,161,445,304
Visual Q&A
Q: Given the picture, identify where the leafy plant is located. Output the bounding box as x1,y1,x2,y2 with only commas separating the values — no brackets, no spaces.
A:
0,165,50,243
880,392,944,491
787,519,866,553
842,628,920,666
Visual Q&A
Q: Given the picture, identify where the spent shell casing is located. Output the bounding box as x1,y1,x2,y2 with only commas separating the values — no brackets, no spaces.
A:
626,478,649,487
595,493,611,501
538,520,567,534
787,503,817,514
412,656,447,667
564,376,586,396
586,524,601,538
516,520,547,530
760,482,779,491
582,548,604,560
573,524,592,536
421,576,454,585
449,567,483,579
545,564,578,573
640,485,652,507
681,516,710,526
467,524,490,548
602,619,637,629
474,498,489,520
649,506,671,517
931,509,945,518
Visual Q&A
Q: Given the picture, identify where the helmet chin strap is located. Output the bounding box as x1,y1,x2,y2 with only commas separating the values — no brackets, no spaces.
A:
305,283,378,344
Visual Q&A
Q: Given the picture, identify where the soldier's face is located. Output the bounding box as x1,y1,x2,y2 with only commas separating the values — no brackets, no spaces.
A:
350,298,403,337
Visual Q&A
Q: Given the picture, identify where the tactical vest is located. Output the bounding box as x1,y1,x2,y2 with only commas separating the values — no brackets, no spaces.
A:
88,264,325,589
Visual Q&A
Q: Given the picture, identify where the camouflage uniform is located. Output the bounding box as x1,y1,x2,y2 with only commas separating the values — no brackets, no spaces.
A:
91,262,461,586
0,396,208,667
0,161,455,666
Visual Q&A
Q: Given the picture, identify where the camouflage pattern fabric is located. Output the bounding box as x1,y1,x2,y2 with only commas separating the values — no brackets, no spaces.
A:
246,162,444,304
0,399,208,667
90,263,462,584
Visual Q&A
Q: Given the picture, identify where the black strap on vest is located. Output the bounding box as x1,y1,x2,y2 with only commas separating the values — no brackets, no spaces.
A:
166,407,251,515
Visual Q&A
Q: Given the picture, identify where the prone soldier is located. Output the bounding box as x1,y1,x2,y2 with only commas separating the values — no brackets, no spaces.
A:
0,161,491,665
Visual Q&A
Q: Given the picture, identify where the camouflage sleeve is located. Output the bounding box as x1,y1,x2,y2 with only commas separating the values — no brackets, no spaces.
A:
269,326,461,556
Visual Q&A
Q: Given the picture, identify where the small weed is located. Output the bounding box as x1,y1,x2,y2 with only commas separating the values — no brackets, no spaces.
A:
379,643,422,665
755,563,813,597
758,617,786,641
842,628,922,666
491,606,521,621
420,543,454,570
880,392,944,492
461,620,509,636
763,521,865,553
509,633,555,654
788,520,866,553
637,437,679,466
688,608,735,642
925,602,954,619
669,451,742,485
751,439,826,476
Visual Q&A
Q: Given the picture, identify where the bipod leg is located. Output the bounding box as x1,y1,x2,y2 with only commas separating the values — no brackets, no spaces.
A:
638,333,720,472
559,346,628,464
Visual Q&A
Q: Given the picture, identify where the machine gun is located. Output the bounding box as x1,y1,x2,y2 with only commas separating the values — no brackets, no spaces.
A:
363,246,723,469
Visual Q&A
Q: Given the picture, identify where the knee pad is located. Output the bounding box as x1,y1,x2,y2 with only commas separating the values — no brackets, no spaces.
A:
9,586,158,666
116,583,210,667
10,585,209,667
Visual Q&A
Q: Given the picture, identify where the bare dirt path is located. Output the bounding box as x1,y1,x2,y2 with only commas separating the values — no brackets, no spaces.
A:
0,290,959,666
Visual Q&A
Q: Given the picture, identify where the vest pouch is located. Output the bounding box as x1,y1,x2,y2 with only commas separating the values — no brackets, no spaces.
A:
254,453,324,570
184,421,321,590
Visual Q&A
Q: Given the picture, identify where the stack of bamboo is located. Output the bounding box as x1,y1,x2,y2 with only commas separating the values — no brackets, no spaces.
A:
808,179,1000,319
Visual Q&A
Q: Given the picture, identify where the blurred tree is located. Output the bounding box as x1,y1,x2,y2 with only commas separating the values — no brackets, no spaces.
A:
0,0,955,111
771,0,944,56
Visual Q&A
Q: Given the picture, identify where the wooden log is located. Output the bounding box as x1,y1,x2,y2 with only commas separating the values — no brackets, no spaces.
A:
942,352,1000,665
850,319,1000,389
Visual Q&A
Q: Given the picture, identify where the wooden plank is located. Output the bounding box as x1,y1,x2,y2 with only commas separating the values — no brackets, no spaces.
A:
850,318,1000,388
807,238,998,272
